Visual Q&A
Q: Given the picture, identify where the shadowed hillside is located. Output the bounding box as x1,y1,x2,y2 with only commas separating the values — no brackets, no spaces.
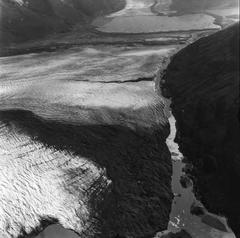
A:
0,0,125,45
160,23,240,235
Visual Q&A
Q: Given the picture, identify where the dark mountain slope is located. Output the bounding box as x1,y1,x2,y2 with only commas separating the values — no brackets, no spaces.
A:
160,23,240,234
0,0,125,45
170,0,238,13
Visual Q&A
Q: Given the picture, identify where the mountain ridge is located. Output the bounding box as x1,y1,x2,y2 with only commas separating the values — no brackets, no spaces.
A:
0,0,125,45
160,23,240,235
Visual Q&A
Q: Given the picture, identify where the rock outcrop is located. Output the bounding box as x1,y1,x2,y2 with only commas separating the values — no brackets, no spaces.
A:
0,0,125,45
160,23,240,234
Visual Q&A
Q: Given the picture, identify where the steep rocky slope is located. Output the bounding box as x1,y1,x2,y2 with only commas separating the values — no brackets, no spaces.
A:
0,0,125,45
160,23,239,235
